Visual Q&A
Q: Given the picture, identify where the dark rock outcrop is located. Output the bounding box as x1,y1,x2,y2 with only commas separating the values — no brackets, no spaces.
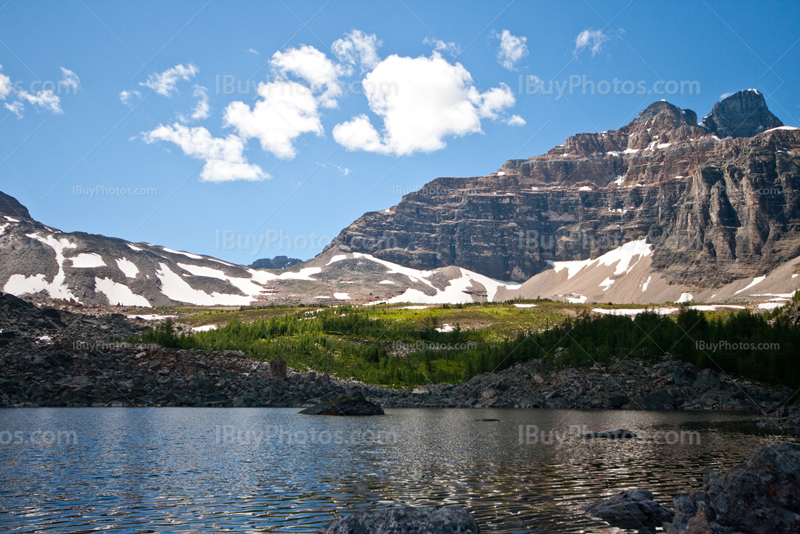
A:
249,255,302,270
666,442,800,534
326,92,799,287
0,191,31,220
317,506,479,534
701,89,783,138
300,393,385,416
586,488,674,531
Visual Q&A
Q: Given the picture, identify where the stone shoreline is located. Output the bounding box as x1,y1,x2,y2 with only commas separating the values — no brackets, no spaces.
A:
0,344,790,413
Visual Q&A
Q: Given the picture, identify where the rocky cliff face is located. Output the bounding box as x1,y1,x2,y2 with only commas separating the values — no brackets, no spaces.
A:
326,90,800,287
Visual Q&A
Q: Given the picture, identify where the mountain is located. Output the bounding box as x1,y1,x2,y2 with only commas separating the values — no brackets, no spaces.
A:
326,90,799,290
1,90,798,308
249,256,303,270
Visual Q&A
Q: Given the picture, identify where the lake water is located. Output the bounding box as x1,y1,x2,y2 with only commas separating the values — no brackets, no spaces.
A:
0,408,795,533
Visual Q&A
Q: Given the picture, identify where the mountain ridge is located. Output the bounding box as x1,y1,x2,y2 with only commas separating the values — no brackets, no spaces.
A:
1,90,798,307
325,90,799,288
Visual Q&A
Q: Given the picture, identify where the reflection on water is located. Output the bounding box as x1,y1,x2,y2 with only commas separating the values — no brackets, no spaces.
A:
0,408,795,533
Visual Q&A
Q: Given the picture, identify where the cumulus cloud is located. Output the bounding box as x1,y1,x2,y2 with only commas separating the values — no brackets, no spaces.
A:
5,101,23,118
190,85,210,120
270,45,343,108
119,90,142,106
506,114,526,126
332,30,382,74
574,29,609,56
223,80,323,159
141,63,198,96
424,37,461,58
142,123,266,182
332,52,518,156
495,30,528,70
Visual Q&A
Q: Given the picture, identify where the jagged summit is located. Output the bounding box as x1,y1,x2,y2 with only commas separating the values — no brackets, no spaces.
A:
700,89,783,138
0,192,31,220
328,91,800,287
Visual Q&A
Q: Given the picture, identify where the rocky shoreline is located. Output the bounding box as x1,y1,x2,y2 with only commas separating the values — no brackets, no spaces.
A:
0,342,790,413
0,291,793,414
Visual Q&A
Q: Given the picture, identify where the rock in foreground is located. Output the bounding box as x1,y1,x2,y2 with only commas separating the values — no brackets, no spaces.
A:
667,442,800,534
318,506,479,533
586,488,674,531
300,394,384,416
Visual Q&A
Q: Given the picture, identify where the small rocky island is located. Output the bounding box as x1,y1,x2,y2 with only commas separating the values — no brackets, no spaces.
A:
299,393,385,416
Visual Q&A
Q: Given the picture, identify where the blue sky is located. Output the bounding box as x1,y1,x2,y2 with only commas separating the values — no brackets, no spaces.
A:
1,0,798,264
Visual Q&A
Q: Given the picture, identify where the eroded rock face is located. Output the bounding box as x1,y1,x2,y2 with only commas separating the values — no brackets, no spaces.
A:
317,506,480,534
327,91,800,287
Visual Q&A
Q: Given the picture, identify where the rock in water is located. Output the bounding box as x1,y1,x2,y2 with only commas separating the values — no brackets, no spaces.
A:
586,488,675,530
666,442,800,534
299,394,384,416
583,429,637,439
317,506,479,533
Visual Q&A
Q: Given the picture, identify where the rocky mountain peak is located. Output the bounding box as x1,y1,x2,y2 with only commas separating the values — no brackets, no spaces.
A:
700,89,783,138
0,192,31,220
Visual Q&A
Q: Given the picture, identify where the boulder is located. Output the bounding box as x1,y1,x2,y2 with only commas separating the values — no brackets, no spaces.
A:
300,393,384,416
586,488,675,530
317,506,479,534
667,442,800,534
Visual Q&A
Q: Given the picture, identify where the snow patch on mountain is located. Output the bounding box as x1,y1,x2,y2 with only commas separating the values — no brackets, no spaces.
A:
94,277,151,307
70,253,106,268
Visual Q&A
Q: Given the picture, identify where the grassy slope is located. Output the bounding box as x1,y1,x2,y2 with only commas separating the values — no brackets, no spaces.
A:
132,298,800,390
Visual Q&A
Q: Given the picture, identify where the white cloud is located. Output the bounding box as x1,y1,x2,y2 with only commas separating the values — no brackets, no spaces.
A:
5,101,23,118
142,123,266,182
270,45,343,108
506,114,526,126
190,85,210,120
574,29,610,56
0,65,76,117
332,30,382,74
247,48,259,56
223,80,323,159
333,52,518,156
141,63,198,96
119,90,142,105
473,84,516,120
495,30,528,70
333,114,387,153
59,68,80,92
720,92,734,100
0,66,13,100
424,38,461,57
17,88,62,113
